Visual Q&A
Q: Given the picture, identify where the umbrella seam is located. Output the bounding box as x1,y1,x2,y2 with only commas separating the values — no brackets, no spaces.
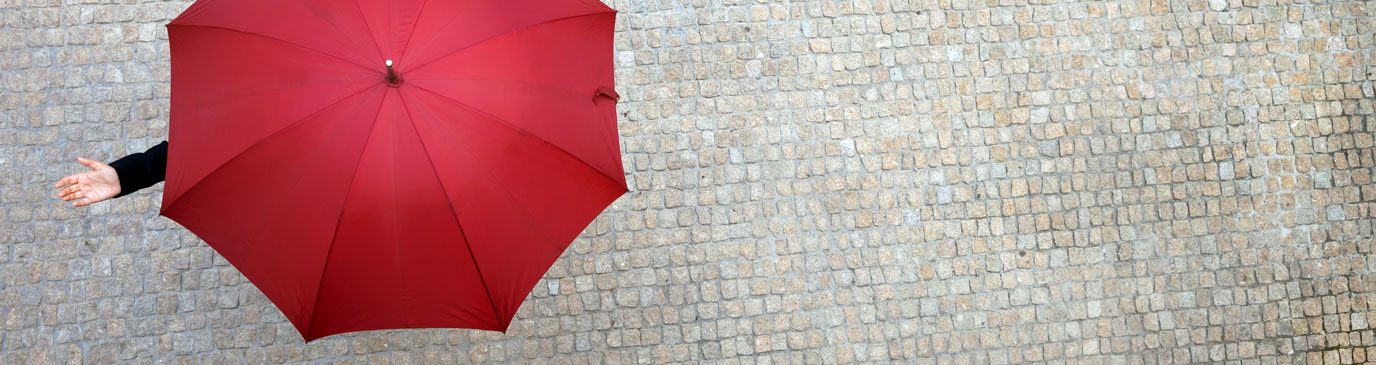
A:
349,0,387,62
408,84,626,190
167,0,215,25
161,84,379,216
404,78,583,96
302,88,392,340
405,87,619,331
402,78,629,189
168,23,377,73
190,78,376,116
395,0,430,64
405,11,615,74
395,93,506,331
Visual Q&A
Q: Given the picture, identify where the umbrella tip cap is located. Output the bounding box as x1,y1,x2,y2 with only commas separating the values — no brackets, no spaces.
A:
384,61,404,87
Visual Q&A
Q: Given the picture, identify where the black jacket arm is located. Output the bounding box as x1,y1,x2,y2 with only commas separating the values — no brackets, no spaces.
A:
108,141,168,198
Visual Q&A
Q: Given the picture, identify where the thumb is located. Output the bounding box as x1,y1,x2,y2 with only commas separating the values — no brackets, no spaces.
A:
76,157,107,169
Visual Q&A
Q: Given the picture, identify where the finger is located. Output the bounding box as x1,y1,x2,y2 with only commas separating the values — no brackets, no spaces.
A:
59,185,82,200
71,188,93,206
77,157,108,170
75,190,106,206
60,184,86,200
54,174,76,188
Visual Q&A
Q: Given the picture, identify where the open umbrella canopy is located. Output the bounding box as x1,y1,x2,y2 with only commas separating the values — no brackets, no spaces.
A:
160,0,626,341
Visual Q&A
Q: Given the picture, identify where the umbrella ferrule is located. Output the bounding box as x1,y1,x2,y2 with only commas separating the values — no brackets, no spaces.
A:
385,60,403,87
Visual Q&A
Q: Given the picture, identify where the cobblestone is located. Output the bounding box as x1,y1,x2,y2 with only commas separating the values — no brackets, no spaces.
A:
2,0,1375,363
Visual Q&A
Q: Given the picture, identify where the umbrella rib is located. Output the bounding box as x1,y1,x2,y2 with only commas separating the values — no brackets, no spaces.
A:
406,78,586,97
168,24,376,73
301,89,391,339
168,0,225,25
394,93,506,331
395,0,430,63
162,83,379,212
404,11,612,74
195,78,375,116
404,78,626,187
349,0,386,62
404,83,627,188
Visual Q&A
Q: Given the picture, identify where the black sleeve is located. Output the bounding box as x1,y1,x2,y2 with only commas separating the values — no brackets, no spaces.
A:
108,140,168,198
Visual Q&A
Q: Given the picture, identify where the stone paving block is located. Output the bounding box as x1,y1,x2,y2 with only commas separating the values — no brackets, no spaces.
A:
2,0,1375,363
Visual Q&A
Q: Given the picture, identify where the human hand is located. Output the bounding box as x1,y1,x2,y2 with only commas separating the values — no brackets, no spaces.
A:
54,157,121,207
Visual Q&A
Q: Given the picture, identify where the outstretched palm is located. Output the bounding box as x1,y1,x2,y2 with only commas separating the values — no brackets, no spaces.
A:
55,157,121,207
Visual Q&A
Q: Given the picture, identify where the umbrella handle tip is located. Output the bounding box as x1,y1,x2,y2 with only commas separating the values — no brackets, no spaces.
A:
385,61,404,87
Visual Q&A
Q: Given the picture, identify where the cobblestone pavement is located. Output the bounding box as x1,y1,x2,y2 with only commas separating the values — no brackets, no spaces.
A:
2,0,1374,363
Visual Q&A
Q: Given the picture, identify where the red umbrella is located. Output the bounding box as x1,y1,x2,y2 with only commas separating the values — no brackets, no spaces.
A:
160,0,626,341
